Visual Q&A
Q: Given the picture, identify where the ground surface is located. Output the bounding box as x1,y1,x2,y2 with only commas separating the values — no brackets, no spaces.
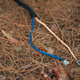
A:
0,0,80,80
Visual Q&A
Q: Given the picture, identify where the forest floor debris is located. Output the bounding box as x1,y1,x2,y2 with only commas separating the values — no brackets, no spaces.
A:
0,0,80,80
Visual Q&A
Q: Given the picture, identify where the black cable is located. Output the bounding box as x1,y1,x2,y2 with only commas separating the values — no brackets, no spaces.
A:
14,0,37,17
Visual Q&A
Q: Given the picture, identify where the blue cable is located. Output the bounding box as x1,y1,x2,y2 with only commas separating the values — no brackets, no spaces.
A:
30,17,63,61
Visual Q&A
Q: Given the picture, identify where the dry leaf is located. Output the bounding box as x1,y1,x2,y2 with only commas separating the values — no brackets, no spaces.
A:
1,29,19,43
52,60,69,80
47,47,54,55
41,71,51,80
41,60,73,80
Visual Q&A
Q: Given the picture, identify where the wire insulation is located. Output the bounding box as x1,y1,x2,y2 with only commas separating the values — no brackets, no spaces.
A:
14,0,37,17
35,17,77,61
30,17,63,61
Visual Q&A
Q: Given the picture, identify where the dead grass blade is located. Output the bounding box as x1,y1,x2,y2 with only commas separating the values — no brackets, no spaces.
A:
1,29,19,43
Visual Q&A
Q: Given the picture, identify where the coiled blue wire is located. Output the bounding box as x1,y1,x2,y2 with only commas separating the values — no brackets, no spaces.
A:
30,17,63,61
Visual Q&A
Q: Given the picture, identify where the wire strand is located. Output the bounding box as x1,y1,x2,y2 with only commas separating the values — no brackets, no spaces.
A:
35,17,77,61
30,17,63,61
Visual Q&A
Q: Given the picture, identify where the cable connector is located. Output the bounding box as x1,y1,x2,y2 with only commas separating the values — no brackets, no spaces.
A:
63,60,69,65
77,60,80,66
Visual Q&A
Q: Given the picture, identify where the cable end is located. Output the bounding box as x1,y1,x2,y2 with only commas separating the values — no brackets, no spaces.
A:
77,60,80,66
63,60,70,65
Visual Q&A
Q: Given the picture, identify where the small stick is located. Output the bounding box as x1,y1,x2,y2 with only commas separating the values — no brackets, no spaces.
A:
35,17,77,61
